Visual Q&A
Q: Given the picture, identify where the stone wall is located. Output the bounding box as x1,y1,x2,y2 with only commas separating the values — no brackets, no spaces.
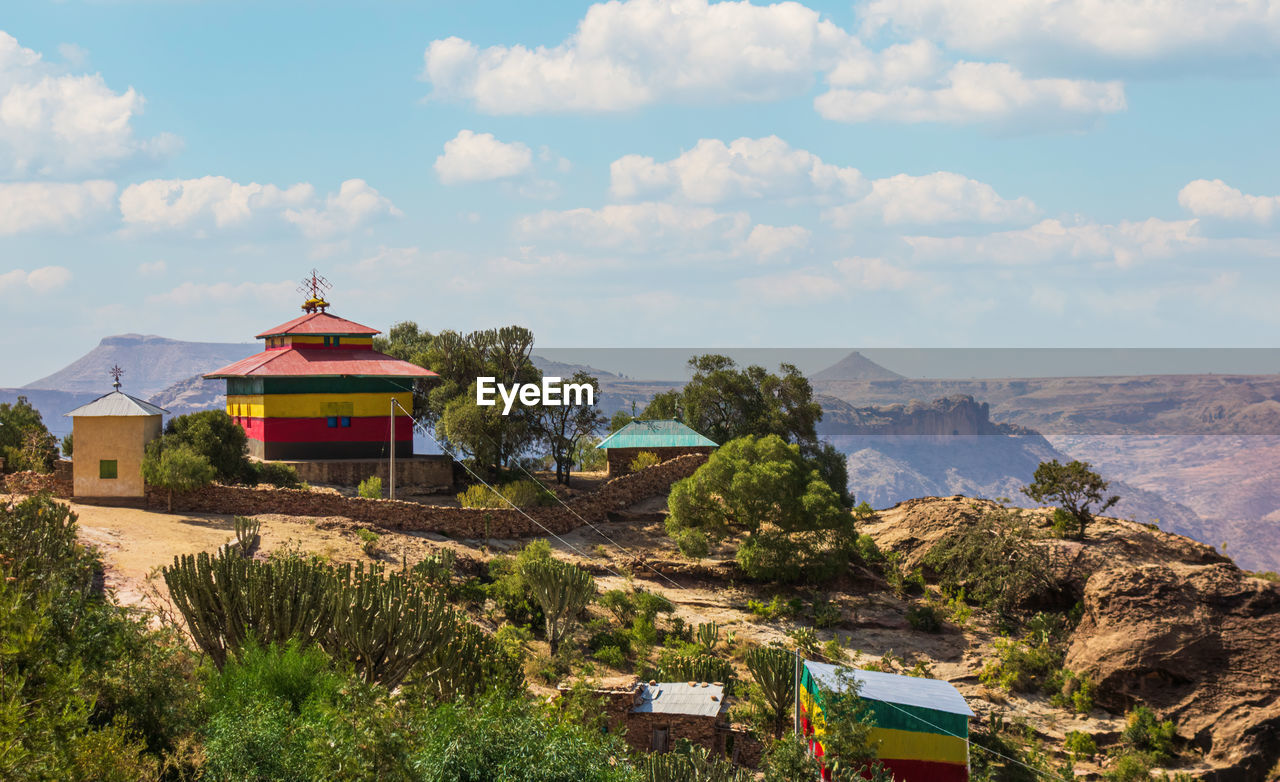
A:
277,455,453,490
606,446,714,477
2,468,72,498
141,453,708,539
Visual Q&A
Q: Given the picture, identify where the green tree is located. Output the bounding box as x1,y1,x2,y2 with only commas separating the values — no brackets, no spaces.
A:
1023,459,1119,540
666,435,855,582
642,355,822,447
164,410,251,483
536,371,607,485
141,438,215,511
0,396,57,473
519,557,595,655
60,432,73,459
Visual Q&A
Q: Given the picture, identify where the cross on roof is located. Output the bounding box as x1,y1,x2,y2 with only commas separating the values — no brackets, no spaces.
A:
109,364,124,390
297,269,332,313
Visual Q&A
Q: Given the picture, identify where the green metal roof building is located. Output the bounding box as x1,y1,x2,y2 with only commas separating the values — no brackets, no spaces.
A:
595,419,717,476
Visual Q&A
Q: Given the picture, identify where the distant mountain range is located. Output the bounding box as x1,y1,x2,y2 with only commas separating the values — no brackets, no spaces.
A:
9,340,1279,571
23,334,256,399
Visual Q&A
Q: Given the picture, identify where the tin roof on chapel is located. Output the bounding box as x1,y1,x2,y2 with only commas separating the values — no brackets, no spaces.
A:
596,419,718,450
631,682,728,718
66,391,168,418
204,348,438,379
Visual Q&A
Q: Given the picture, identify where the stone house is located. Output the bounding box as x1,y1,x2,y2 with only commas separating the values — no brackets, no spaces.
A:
595,420,717,476
65,386,166,499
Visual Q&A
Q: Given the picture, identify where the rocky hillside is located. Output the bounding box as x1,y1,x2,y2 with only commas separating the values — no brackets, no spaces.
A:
860,497,1279,780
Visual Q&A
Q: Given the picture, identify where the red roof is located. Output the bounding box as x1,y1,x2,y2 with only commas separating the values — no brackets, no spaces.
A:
255,312,382,339
204,348,439,379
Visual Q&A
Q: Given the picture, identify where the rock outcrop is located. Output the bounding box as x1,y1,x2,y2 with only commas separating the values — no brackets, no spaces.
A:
1065,564,1280,781
861,497,1278,780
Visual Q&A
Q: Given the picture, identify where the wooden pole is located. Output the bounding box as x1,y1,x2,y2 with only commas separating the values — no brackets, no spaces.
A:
389,398,396,500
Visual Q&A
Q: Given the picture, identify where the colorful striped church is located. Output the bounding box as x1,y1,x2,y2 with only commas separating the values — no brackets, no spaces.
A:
800,661,972,782
205,285,436,461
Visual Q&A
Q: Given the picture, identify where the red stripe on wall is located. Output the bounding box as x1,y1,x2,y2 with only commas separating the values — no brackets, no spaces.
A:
234,416,413,443
877,758,968,782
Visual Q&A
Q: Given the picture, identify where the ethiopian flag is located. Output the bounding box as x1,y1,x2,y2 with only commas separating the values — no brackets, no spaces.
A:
799,661,971,782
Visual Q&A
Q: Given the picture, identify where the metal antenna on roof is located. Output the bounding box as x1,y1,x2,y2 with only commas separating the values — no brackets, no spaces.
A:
297,269,332,313
109,364,124,391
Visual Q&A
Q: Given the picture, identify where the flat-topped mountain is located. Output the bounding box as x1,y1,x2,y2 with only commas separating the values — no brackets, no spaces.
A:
24,334,256,399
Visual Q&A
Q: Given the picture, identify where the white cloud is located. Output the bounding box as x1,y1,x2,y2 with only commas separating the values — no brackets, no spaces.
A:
119,176,399,237
0,31,178,178
904,217,1204,267
422,0,851,113
610,135,866,203
816,61,1125,128
283,179,402,239
517,201,752,253
859,0,1280,68
736,256,919,303
744,224,810,258
1179,179,1280,224
0,265,71,294
435,129,535,184
136,260,166,276
825,171,1038,226
0,180,115,235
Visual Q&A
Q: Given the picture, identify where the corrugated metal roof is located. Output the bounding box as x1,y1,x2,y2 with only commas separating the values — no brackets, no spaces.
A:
803,661,974,717
65,391,168,417
596,419,718,450
205,348,438,379
631,682,727,717
255,312,382,338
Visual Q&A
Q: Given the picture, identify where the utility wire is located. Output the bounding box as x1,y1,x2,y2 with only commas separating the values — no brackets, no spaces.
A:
391,397,629,581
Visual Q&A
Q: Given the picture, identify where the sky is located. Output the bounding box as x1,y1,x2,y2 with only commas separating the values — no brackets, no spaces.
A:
2,0,1279,386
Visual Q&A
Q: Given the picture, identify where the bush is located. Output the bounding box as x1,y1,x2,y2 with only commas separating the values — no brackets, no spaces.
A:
142,438,216,511
357,528,380,556
812,598,842,629
358,475,383,499
746,595,803,621
164,410,252,484
979,614,1072,693
1065,730,1097,759
906,604,942,633
593,645,626,668
1121,705,1177,763
629,451,662,471
457,479,549,508
254,461,301,488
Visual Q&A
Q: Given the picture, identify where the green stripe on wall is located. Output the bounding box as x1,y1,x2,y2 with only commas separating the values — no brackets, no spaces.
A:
227,377,415,395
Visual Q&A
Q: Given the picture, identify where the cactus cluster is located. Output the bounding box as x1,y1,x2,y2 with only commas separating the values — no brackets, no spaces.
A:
696,621,720,652
520,557,595,655
746,645,796,737
641,743,751,782
163,550,468,690
232,515,260,556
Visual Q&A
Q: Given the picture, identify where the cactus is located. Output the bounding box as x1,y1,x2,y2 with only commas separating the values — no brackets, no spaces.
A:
746,645,796,737
641,742,750,782
163,550,461,689
696,621,720,652
656,650,737,696
232,515,260,556
162,549,336,669
520,557,595,655
327,561,456,690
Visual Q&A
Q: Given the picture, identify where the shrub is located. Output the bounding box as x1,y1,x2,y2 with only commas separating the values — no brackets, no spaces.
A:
1065,730,1097,760
593,645,626,668
979,619,1068,693
812,598,842,629
457,479,549,508
787,627,820,658
255,461,301,488
163,410,251,484
356,528,380,556
906,604,942,633
357,475,383,499
746,595,803,621
142,438,216,511
1121,705,1177,763
629,451,662,471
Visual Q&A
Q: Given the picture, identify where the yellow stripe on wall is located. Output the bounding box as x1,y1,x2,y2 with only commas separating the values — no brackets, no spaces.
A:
226,392,411,419
870,726,968,764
